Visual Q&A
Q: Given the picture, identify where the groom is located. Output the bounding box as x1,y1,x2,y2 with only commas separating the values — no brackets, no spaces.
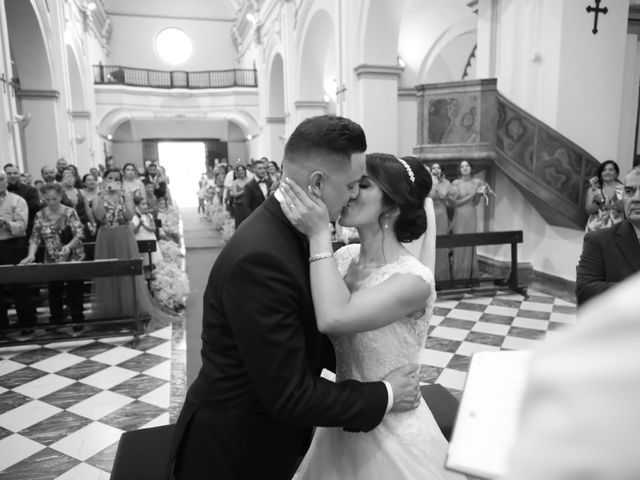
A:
169,115,421,479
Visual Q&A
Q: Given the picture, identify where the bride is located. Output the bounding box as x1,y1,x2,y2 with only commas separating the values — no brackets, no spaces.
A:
279,153,463,479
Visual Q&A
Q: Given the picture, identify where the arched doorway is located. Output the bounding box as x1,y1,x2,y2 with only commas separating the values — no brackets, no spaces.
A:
5,0,59,177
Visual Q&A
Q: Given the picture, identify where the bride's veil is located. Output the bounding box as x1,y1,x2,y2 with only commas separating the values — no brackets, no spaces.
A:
404,197,436,272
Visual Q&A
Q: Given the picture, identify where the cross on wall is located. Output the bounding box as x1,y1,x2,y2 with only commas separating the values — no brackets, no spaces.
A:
586,0,608,35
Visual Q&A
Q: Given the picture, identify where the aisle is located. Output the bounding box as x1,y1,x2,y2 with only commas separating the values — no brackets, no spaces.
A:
179,208,223,387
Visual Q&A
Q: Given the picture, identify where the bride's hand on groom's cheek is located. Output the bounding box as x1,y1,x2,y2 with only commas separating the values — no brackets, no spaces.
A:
280,178,330,236
384,363,422,413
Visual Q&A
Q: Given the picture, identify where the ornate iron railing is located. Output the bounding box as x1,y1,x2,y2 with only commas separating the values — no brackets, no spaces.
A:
93,65,258,89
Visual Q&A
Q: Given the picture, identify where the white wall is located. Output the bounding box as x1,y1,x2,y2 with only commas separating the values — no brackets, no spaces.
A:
474,0,631,281
617,34,640,174
108,16,236,71
480,171,583,281
555,0,629,163
397,93,417,156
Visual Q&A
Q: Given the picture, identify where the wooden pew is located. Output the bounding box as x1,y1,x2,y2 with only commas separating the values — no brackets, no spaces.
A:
436,230,527,296
0,259,145,345
38,239,158,267
38,239,158,287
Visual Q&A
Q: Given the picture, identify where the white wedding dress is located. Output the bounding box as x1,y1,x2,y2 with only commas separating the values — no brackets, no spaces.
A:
294,244,464,480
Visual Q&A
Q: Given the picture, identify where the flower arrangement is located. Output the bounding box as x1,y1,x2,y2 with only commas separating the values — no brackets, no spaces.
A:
208,202,235,244
221,219,235,244
476,181,497,205
150,262,190,311
158,239,184,268
158,206,182,244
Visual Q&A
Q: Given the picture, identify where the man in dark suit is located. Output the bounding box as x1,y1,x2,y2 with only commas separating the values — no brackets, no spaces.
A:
142,162,168,200
4,164,42,238
170,115,420,480
244,158,272,214
576,166,640,305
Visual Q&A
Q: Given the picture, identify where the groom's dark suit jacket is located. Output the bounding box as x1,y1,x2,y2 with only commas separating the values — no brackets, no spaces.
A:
169,195,388,479
244,177,273,213
576,220,640,305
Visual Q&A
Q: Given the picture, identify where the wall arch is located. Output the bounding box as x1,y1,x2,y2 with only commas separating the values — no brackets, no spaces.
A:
5,0,59,175
358,0,405,66
417,18,478,84
268,53,285,118
297,8,336,102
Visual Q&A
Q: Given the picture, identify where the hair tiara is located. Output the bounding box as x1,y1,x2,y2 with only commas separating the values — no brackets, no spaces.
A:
396,157,415,184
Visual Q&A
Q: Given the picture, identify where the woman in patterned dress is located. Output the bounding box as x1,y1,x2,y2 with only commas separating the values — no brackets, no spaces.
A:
20,183,86,326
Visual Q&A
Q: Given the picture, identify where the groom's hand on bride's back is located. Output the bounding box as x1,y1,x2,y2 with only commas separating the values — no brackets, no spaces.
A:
384,363,422,412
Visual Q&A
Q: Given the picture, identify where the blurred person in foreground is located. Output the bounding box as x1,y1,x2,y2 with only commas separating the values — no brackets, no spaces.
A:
505,271,640,480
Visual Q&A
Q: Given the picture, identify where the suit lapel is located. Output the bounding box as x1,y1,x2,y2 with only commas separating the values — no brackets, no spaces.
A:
615,221,640,272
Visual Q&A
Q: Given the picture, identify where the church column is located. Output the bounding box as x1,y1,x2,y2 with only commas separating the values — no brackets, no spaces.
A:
294,100,329,124
70,110,92,174
17,89,61,176
264,116,286,163
354,64,403,153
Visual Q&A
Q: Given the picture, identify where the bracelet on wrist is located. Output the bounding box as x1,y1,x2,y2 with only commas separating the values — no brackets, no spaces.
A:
309,252,334,264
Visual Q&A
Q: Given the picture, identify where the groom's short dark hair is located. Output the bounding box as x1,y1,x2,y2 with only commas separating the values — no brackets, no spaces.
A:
284,115,367,164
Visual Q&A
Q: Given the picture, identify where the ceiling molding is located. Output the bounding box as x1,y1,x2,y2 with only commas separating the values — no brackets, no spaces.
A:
107,11,235,23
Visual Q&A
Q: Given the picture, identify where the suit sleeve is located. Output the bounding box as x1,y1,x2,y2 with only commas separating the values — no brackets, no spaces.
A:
244,183,256,213
224,251,388,432
576,232,615,305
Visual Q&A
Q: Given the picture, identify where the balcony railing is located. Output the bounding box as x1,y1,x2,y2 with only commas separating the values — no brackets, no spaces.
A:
93,65,258,89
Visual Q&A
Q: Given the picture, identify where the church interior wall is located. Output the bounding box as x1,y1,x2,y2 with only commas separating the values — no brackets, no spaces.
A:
617,33,640,173
108,16,236,71
556,0,629,163
397,93,418,157
480,170,583,282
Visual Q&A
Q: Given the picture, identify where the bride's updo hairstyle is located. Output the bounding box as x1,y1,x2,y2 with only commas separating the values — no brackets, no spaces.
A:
365,153,432,242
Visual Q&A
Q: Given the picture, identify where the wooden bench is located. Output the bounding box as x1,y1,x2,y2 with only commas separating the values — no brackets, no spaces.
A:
436,230,527,296
37,239,158,287
0,259,145,345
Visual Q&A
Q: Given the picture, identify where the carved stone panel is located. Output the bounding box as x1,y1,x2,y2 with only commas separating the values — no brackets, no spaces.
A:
496,102,535,174
427,95,480,144
536,129,599,205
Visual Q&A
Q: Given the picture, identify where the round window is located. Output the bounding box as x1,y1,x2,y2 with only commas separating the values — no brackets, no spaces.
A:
154,28,193,66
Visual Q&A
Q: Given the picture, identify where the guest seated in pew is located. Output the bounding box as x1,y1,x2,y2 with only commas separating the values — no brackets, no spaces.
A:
93,168,173,325
0,171,37,333
19,183,86,327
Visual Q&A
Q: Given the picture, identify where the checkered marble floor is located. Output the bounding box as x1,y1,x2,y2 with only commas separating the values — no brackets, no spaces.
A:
0,326,172,479
0,289,576,478
419,290,577,398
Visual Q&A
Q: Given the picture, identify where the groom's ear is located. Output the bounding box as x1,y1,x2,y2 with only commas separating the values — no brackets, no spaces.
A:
308,170,324,197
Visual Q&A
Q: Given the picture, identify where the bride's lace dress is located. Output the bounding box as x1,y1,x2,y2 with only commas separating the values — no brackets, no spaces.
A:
294,244,464,479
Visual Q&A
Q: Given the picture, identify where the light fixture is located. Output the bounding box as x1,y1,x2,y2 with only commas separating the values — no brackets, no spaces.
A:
397,56,406,68
155,27,193,66
323,94,330,103
7,113,31,132
106,134,113,140
246,12,258,24
246,134,253,141
86,2,97,11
